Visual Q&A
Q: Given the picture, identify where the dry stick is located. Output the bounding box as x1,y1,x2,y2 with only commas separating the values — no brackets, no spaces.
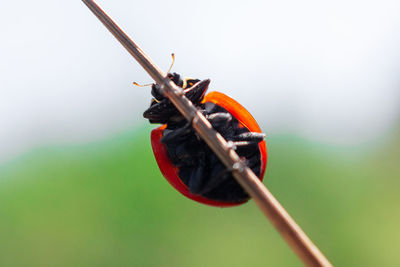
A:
82,1,332,266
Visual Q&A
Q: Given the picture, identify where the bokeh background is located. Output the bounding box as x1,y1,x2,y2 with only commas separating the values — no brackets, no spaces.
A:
1,0,400,266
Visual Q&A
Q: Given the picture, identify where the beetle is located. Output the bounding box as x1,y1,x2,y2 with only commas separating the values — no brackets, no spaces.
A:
143,72,267,207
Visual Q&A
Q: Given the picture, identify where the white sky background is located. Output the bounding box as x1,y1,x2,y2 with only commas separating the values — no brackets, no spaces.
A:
1,0,400,163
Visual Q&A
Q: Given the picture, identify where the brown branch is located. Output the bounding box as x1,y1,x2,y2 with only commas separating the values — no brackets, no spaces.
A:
81,1,333,266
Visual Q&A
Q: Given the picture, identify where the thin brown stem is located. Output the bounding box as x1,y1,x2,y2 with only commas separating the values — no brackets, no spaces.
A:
81,1,333,266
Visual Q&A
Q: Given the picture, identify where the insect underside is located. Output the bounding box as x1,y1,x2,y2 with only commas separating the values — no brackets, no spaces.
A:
144,73,265,203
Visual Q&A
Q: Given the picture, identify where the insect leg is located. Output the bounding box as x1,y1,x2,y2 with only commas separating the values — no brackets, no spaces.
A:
184,79,210,105
246,154,261,176
143,98,179,124
197,162,230,195
233,141,260,158
231,141,260,147
232,132,265,143
150,83,165,100
187,156,208,194
161,122,192,143
206,112,232,129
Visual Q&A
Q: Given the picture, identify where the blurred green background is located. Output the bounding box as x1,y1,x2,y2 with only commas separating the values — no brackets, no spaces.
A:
1,125,399,266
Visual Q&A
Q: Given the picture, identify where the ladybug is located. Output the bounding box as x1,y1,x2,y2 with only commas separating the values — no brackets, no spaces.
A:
143,72,267,207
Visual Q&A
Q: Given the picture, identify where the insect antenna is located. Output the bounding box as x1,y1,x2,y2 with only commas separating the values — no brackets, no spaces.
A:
133,53,175,87
167,53,175,74
133,82,153,87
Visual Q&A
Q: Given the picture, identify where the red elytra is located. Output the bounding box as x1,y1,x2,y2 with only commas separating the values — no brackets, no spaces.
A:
150,91,267,207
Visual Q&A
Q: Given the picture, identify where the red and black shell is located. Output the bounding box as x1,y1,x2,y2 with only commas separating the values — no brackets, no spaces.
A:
144,73,267,207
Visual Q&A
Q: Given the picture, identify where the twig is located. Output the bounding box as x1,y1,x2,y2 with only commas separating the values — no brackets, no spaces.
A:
81,1,333,266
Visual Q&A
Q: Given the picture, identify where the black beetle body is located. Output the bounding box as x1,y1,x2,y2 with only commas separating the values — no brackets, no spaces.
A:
144,73,265,203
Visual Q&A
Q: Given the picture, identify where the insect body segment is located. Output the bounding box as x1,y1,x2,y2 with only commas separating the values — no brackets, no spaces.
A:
144,72,267,207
